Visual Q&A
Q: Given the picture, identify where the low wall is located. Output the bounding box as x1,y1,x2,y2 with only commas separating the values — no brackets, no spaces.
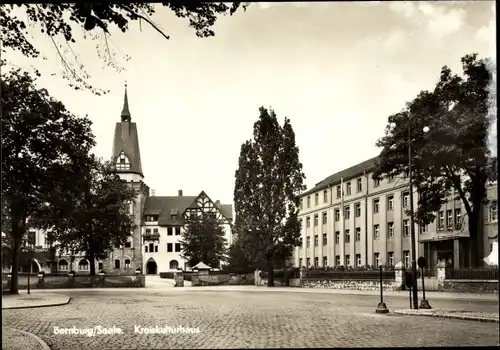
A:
442,280,498,293
301,278,400,291
193,273,254,286
416,277,439,291
2,273,145,289
258,279,286,287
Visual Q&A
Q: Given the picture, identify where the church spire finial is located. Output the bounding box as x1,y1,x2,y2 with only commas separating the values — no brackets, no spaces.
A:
121,82,131,122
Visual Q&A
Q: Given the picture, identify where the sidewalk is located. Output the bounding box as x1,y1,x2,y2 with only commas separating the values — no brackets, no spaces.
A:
2,291,71,310
20,285,498,301
393,308,499,323
2,328,51,350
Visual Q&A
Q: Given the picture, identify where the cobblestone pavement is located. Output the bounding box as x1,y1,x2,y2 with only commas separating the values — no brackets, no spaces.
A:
2,327,48,350
3,290,499,349
393,309,499,322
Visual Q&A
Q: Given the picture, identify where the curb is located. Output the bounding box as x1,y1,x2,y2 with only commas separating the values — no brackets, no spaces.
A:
11,328,51,350
392,310,500,323
2,297,71,310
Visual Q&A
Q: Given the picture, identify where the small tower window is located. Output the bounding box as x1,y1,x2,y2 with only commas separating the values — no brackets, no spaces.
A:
116,151,131,170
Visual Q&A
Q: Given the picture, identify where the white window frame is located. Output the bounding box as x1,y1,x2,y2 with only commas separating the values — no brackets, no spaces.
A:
388,196,394,211
374,224,380,239
388,252,394,266
388,222,394,238
404,251,410,268
403,193,409,208
490,201,497,222
447,210,453,227
403,220,410,236
356,254,362,267
455,208,462,228
438,211,445,229
344,206,350,219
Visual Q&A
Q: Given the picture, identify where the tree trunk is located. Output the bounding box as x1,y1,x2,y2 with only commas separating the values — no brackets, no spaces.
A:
267,263,274,287
9,226,22,295
88,252,96,276
468,210,480,267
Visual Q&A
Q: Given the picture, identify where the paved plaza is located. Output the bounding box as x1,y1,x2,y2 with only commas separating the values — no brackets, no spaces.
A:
2,283,499,349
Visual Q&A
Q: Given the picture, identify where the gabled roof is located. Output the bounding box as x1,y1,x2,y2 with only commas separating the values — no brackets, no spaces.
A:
301,156,380,197
111,123,143,177
193,261,212,270
143,192,233,226
111,86,143,176
144,196,197,226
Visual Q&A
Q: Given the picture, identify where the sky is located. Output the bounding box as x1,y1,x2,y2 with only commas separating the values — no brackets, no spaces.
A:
4,1,496,206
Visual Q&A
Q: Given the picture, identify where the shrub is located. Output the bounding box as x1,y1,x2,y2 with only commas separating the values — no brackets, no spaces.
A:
159,272,174,279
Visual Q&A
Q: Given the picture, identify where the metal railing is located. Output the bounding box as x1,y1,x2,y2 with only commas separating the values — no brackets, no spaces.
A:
445,267,499,280
416,268,437,278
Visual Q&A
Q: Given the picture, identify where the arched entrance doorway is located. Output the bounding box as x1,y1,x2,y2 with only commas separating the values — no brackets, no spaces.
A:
146,258,157,275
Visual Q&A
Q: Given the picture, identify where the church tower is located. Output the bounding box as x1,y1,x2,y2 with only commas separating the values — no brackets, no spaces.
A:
110,85,149,273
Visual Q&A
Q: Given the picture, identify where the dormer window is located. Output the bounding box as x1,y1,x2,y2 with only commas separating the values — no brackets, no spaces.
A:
170,209,179,221
116,151,131,170
145,215,158,222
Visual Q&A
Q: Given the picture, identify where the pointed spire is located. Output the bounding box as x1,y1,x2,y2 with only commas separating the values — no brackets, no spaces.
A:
121,82,131,122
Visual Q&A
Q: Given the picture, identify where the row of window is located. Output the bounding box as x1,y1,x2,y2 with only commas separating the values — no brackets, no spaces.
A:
304,200,465,229
144,227,181,235
304,193,412,225
299,250,411,269
302,220,428,248
300,176,401,210
144,242,182,253
57,258,132,270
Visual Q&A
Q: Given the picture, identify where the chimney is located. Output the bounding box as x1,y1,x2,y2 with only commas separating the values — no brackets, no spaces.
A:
151,189,155,196
178,189,183,197
215,200,220,207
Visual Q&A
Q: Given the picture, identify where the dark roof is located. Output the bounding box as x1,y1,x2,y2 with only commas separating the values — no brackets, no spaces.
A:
219,204,233,222
121,86,131,122
143,194,233,226
111,122,143,176
144,196,197,226
301,156,380,197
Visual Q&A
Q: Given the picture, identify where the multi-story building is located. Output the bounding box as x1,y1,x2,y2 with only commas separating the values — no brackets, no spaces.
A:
293,157,498,269
11,87,233,275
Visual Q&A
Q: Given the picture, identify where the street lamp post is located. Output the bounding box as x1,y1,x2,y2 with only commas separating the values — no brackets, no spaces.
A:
21,247,32,295
375,261,389,313
390,121,429,310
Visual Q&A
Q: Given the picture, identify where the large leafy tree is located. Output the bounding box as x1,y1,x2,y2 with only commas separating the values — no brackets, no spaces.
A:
1,68,95,294
179,213,228,268
1,3,247,95
234,107,306,286
225,235,254,273
34,157,137,276
373,53,496,267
